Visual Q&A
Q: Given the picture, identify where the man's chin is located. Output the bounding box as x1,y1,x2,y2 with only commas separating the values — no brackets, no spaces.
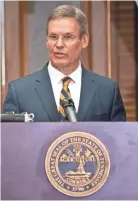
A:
51,60,69,68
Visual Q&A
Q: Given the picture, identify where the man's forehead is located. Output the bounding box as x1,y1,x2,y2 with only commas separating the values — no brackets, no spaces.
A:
48,18,80,32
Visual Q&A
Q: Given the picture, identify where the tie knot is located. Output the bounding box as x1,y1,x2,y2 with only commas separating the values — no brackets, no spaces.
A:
62,77,72,87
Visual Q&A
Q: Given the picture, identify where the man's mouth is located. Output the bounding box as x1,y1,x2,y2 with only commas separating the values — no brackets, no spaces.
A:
54,52,64,55
54,52,65,57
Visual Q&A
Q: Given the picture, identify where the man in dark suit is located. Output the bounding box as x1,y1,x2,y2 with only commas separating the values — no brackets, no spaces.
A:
3,5,126,121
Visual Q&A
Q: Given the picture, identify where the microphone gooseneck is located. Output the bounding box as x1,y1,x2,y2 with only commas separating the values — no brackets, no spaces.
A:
62,98,77,122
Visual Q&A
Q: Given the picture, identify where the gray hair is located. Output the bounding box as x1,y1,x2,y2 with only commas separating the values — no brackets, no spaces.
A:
46,5,88,36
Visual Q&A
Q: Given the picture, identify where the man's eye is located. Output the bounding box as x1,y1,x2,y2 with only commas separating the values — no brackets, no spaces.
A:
50,35,57,40
64,35,72,40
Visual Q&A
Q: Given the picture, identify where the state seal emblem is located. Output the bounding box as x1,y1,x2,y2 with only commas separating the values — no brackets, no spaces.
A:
45,132,110,197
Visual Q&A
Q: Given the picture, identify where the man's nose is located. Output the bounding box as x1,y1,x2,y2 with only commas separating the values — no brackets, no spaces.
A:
56,37,64,47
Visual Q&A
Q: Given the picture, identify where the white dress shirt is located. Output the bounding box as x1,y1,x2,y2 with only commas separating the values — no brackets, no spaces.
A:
48,62,82,112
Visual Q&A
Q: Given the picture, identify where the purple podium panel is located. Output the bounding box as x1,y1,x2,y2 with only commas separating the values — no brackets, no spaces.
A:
1,122,138,200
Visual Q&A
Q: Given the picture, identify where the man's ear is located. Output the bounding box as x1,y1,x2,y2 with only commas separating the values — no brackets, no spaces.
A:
82,33,89,49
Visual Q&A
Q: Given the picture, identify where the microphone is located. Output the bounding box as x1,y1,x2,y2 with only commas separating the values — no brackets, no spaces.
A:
63,98,77,122
0,112,34,122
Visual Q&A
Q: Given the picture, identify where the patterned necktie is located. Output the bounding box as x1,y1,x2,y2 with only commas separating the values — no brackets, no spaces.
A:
59,77,72,121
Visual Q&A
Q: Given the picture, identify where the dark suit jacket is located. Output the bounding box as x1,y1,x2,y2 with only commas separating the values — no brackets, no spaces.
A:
3,64,126,121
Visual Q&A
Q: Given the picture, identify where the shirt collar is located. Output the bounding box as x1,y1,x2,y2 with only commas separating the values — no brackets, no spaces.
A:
48,61,82,84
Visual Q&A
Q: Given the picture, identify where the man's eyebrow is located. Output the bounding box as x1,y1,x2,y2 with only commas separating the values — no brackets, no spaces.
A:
49,32,57,35
49,32,75,35
63,32,74,35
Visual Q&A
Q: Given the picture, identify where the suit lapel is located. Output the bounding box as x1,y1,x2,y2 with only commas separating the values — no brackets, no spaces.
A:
35,66,60,121
77,67,96,121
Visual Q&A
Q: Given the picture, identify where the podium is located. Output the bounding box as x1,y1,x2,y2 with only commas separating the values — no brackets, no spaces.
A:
1,122,138,200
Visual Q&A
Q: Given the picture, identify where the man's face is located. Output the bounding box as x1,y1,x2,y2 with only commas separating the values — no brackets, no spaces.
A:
46,17,89,70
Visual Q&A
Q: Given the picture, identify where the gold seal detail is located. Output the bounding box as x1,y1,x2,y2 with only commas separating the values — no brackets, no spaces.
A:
45,132,110,197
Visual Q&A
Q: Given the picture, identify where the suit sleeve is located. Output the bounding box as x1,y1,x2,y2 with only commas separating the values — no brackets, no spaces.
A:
110,82,126,121
3,82,20,113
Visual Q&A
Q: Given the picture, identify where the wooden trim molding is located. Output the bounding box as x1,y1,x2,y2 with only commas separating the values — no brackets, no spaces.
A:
80,1,93,70
4,1,21,82
0,1,3,108
135,2,138,120
105,0,112,78
19,1,29,76
1,1,6,107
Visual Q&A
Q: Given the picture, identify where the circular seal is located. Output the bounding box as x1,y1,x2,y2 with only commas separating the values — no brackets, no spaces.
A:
45,132,110,197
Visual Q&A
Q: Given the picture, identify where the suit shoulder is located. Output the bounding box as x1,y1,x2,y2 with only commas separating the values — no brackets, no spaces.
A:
90,71,116,86
82,65,116,86
9,68,44,87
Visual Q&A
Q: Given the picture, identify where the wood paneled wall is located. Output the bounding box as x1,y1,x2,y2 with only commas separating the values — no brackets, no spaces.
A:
1,1,21,107
110,1,136,121
82,1,137,120
1,1,28,107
